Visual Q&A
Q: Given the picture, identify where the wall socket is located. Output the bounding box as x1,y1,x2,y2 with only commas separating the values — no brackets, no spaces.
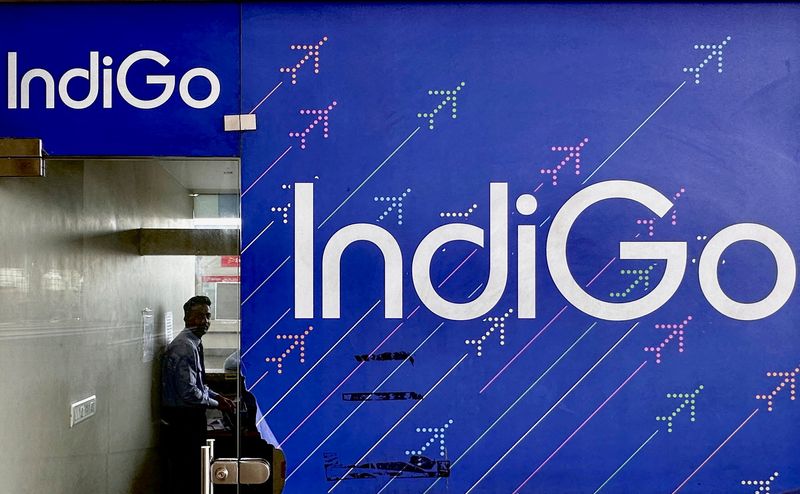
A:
70,395,97,427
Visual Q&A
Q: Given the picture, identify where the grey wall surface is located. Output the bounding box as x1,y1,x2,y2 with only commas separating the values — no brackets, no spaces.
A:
0,160,195,494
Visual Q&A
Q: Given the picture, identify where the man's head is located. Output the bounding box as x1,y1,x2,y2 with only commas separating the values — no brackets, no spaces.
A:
183,295,212,338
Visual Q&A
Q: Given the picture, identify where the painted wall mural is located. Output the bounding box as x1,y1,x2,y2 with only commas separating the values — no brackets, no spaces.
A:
0,3,796,492
238,4,799,493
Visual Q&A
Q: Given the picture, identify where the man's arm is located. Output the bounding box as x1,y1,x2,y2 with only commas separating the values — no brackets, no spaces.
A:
174,355,219,408
208,387,235,413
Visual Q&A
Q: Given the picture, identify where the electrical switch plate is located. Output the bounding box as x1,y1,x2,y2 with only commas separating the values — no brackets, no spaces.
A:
70,395,96,427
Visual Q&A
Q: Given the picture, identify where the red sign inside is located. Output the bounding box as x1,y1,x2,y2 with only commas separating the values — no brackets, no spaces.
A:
202,276,240,283
221,256,240,267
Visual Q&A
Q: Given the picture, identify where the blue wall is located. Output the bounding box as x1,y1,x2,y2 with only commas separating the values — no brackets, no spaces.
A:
0,3,240,156
1,3,798,493
239,4,799,493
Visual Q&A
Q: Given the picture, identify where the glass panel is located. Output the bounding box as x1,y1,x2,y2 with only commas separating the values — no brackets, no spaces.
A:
0,157,246,493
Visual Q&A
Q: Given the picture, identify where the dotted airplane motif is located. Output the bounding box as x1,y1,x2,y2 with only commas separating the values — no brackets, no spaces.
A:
636,188,684,237
740,472,779,494
373,188,411,225
288,101,338,150
656,385,704,433
644,316,693,364
265,325,314,374
271,202,292,224
440,203,478,219
417,82,466,130
279,36,328,84
405,419,453,458
756,367,797,412
683,36,731,84
540,138,589,186
610,264,656,298
465,309,513,357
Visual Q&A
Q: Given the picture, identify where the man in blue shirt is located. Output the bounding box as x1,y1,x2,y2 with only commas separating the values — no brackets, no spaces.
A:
162,295,235,494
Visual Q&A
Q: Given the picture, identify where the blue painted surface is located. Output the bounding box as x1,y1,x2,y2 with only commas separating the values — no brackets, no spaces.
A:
1,3,798,493
240,4,800,493
0,3,240,156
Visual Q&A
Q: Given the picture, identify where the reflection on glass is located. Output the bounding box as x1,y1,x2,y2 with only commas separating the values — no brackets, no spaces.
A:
41,269,82,292
0,267,29,292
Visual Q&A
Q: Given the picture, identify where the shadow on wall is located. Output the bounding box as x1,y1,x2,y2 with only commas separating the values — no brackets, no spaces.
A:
81,230,142,256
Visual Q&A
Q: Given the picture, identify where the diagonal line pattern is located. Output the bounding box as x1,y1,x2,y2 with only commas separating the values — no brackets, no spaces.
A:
318,127,420,229
249,81,283,114
480,305,569,394
437,248,478,288
582,81,686,185
594,429,660,493
481,255,622,393
424,321,596,494
247,370,270,392
466,321,639,493
407,247,481,321
242,146,293,197
261,300,381,419
586,257,616,288
249,76,685,494
241,256,291,306
242,220,275,254
376,412,455,494
328,353,469,493
671,408,760,494
467,283,484,299
242,307,291,358
375,472,395,494
286,322,446,479
512,360,648,493
278,321,406,446
461,323,596,464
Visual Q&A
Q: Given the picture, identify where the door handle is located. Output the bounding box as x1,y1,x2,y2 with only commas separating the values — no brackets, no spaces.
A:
211,458,271,485
200,440,282,492
200,445,212,494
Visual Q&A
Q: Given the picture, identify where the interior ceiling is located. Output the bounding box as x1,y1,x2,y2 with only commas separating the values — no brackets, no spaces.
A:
159,159,239,194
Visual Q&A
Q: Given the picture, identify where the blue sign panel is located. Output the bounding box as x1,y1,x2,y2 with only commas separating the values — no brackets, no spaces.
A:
240,4,799,494
0,3,240,156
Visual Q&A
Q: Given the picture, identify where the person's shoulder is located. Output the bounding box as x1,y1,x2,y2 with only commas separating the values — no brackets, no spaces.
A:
165,331,195,355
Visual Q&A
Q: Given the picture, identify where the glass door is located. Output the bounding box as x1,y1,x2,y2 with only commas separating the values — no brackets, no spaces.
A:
0,156,285,494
